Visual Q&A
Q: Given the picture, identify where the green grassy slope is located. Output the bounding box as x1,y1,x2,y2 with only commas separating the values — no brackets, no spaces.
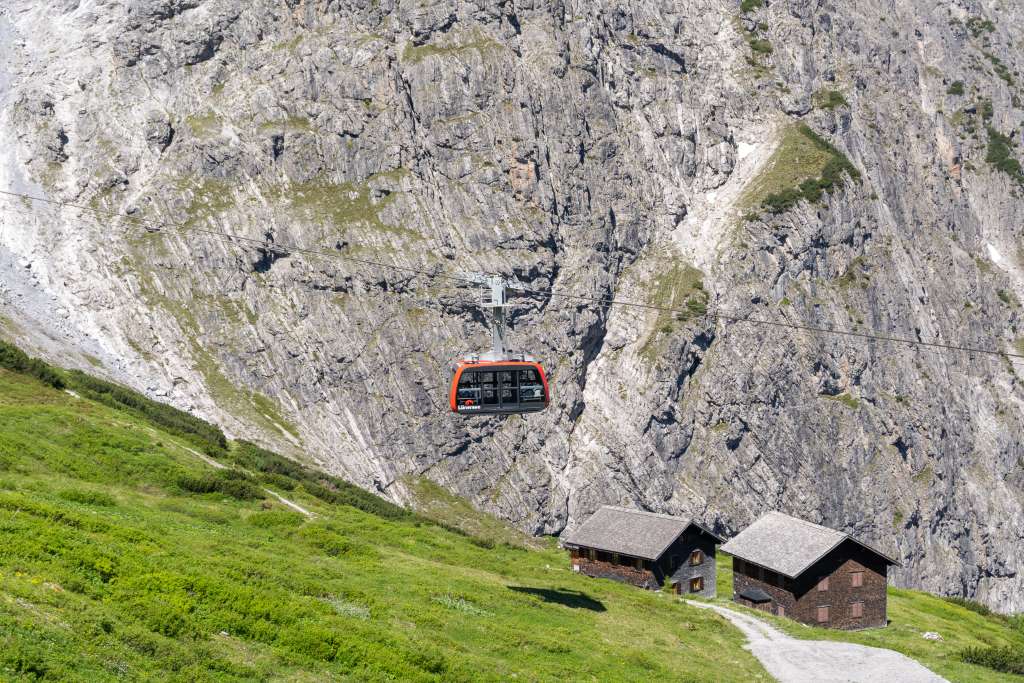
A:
710,555,1024,682
0,367,771,682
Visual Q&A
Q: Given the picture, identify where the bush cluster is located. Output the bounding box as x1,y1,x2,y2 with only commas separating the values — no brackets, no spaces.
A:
65,370,227,454
985,127,1024,186
960,645,1024,675
177,469,263,501
0,339,65,389
946,80,965,96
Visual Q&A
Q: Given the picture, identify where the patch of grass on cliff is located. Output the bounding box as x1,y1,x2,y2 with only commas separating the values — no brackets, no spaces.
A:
742,124,860,217
813,89,848,110
836,256,869,289
947,81,966,96
185,111,220,137
267,181,421,240
257,116,314,133
637,258,708,365
401,32,502,64
713,554,1024,682
178,177,236,227
982,52,1015,86
739,0,763,13
985,127,1024,186
820,392,860,409
0,367,771,682
251,392,301,441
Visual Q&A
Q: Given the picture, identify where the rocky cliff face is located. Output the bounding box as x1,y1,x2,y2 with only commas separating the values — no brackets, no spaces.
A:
2,0,1023,611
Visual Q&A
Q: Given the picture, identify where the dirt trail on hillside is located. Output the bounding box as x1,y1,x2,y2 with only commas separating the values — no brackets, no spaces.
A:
686,601,948,683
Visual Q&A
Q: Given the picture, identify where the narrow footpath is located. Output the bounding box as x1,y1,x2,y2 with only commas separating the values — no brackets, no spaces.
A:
685,601,948,683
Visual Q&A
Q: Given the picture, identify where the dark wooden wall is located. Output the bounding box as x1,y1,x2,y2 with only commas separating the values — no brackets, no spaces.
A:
569,549,659,589
732,540,889,630
661,529,718,598
567,526,719,597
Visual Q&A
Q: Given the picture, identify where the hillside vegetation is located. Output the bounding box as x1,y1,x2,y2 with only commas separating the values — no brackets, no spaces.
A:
0,353,770,682
708,556,1024,682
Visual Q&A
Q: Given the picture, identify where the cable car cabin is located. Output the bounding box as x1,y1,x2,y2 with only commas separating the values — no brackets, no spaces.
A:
449,361,550,415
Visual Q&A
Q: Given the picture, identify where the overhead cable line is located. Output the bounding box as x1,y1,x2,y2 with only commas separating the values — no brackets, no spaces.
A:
2,188,1022,362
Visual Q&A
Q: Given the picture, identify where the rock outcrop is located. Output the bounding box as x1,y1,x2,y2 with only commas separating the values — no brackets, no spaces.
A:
1,0,1022,611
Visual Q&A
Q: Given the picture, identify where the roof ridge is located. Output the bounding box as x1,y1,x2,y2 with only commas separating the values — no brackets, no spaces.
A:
601,505,691,524
764,511,844,537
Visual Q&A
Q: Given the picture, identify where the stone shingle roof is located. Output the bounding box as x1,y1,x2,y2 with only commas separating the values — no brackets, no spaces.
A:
562,506,723,561
720,511,900,579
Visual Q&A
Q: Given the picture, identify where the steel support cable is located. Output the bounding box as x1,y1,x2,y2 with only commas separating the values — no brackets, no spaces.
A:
2,188,1022,362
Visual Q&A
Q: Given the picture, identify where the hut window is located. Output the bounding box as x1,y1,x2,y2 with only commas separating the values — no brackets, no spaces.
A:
612,553,620,564
851,571,863,587
817,576,829,592
635,557,643,570
851,601,864,618
777,604,785,618
588,549,596,561
689,577,704,592
817,605,830,623
690,550,703,566
671,554,680,570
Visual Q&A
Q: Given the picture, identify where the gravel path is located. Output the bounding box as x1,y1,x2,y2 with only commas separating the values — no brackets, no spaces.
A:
686,601,948,683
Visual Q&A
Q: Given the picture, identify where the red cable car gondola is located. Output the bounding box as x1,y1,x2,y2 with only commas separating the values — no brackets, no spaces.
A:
448,274,551,415
449,359,550,414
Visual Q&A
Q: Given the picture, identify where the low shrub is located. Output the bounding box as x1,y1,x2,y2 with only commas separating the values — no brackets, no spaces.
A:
249,509,304,528
0,339,65,389
177,469,262,501
960,645,1024,675
740,0,763,12
59,488,116,507
946,80,965,96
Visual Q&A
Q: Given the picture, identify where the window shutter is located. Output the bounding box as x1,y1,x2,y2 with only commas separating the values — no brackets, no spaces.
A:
817,605,829,623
